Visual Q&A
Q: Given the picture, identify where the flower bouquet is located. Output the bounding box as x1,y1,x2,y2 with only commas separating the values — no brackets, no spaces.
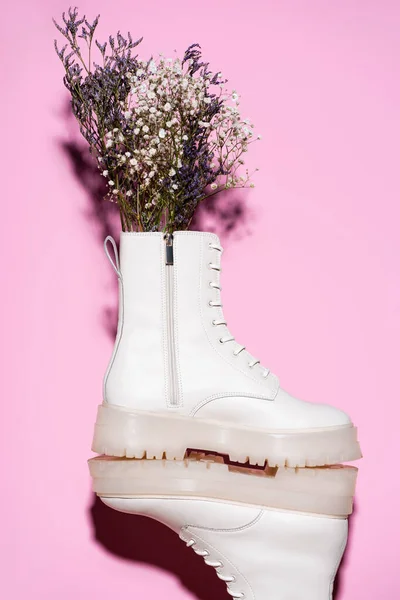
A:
54,8,260,232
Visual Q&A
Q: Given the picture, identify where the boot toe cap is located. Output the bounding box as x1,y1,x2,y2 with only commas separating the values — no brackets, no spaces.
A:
275,388,352,429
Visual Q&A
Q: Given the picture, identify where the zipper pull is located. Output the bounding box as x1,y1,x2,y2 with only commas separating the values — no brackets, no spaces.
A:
165,233,174,265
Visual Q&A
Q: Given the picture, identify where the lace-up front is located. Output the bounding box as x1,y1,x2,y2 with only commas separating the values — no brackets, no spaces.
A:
180,532,245,599
208,242,270,378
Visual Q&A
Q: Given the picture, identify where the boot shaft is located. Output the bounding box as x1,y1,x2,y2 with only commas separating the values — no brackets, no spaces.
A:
104,231,279,410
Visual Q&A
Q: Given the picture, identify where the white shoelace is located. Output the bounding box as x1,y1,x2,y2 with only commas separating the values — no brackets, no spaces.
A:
208,242,270,378
182,535,245,599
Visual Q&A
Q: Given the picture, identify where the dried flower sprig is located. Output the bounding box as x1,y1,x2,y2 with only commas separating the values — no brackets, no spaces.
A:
54,9,261,232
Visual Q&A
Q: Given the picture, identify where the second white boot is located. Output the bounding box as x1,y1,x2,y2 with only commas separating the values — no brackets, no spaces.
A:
91,455,356,600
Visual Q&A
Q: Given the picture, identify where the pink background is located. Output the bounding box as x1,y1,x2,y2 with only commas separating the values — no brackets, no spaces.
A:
3,0,400,598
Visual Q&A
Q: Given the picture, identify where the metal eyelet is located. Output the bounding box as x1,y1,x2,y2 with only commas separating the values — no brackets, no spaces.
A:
212,320,217,326
209,281,214,288
219,338,224,344
208,300,213,307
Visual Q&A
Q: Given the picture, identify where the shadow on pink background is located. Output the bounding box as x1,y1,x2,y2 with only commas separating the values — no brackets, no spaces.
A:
2,1,400,598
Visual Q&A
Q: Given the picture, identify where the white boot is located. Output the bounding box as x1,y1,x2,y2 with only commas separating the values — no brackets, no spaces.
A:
95,456,353,600
92,231,361,466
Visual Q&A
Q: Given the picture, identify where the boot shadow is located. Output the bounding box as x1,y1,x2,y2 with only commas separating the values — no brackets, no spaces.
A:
89,493,229,599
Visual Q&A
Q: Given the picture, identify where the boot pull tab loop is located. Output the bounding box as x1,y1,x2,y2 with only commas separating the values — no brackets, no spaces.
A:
104,236,121,278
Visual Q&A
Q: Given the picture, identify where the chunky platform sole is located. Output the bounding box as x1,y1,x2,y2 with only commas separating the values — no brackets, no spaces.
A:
88,452,358,517
91,404,362,468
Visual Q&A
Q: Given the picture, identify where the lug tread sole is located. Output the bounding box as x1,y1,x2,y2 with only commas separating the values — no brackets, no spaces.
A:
91,405,362,468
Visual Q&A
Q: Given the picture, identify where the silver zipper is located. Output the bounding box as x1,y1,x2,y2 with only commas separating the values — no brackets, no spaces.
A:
165,233,179,405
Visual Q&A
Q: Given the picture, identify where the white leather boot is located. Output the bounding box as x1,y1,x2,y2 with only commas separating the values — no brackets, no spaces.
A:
92,231,361,466
96,456,353,600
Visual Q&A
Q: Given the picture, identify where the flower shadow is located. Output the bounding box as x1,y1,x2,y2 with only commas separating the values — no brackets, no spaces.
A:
60,101,250,339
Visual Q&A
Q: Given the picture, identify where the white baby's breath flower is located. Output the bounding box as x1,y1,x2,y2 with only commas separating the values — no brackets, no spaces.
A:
124,111,132,119
108,180,115,186
172,184,178,190
149,107,156,114
126,190,133,197
169,168,176,177
164,102,172,111
106,131,113,138
112,189,119,195
159,128,166,139
134,128,140,135
129,158,138,166
147,91,156,100
250,183,255,188
125,152,131,157
106,139,113,148
211,183,218,190
142,125,149,133
137,68,144,76
113,128,119,133
102,170,108,177
149,148,157,156
182,135,188,141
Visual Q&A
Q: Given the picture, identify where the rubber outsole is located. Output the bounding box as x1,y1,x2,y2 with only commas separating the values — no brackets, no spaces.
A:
91,404,362,468
88,452,358,517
